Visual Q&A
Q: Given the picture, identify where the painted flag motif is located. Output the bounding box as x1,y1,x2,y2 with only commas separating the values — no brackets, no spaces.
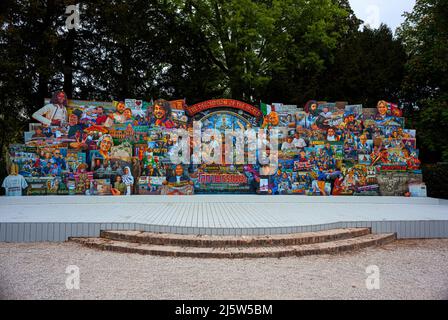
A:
260,102,274,115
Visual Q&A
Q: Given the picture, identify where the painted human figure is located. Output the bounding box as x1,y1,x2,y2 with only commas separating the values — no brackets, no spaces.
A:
281,137,294,151
2,164,28,196
97,134,114,160
108,101,126,124
342,169,358,190
75,166,90,194
326,127,338,142
261,111,280,129
95,106,108,125
277,172,292,194
32,91,68,127
31,126,46,139
303,101,319,129
291,133,306,151
67,109,84,138
111,175,127,195
375,100,389,120
323,143,334,157
122,166,134,195
311,168,328,196
332,174,344,195
165,164,192,185
123,108,133,123
267,112,279,126
153,100,175,128
51,149,67,171
357,134,371,154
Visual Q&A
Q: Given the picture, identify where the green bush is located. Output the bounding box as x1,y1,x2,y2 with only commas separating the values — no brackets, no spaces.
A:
422,163,448,199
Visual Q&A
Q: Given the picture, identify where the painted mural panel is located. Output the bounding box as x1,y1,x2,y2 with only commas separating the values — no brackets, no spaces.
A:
5,93,425,197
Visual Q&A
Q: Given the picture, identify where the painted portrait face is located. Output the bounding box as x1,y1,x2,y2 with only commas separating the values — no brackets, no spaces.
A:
116,102,125,114
96,106,104,115
100,137,112,153
327,128,335,136
268,112,279,126
69,114,78,126
175,165,184,176
360,135,367,144
56,92,66,104
53,149,62,158
154,104,166,120
377,101,388,116
124,108,132,119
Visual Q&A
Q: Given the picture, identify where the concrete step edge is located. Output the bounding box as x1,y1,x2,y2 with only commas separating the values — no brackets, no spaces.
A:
68,233,396,258
99,228,372,247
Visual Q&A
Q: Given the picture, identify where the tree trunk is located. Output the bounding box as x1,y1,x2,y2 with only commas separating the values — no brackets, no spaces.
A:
63,29,76,99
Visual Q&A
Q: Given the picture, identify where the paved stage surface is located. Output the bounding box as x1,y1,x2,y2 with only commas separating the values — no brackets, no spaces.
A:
0,196,447,240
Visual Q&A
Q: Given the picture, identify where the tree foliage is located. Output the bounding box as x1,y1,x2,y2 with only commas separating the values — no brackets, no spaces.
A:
0,0,446,166
397,0,448,161
322,24,407,108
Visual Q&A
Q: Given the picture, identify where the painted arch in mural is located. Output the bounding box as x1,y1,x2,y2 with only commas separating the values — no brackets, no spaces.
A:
185,99,262,130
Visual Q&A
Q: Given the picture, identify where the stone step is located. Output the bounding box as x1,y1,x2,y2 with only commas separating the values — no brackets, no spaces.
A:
99,228,371,247
69,233,396,259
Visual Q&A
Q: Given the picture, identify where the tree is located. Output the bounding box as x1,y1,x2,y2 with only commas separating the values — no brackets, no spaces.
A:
321,24,407,108
177,0,349,103
397,0,448,162
262,0,356,105
0,0,68,190
70,0,176,101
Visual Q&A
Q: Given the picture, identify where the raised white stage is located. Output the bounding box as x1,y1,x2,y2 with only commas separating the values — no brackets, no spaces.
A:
0,196,447,241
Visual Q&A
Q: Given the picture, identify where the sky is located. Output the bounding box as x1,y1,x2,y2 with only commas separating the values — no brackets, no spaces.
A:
349,0,416,32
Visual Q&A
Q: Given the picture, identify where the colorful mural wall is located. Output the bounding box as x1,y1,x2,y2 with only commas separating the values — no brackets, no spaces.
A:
6,92,427,197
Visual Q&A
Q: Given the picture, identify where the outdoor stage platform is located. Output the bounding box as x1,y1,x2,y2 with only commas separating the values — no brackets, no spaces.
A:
0,196,447,242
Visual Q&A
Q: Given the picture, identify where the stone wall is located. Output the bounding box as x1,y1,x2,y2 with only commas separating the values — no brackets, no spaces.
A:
377,172,423,196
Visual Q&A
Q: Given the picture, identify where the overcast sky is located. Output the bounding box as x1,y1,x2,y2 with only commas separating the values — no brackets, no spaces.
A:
349,0,416,31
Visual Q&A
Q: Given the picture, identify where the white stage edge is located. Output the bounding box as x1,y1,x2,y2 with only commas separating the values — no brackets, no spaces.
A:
1,196,447,241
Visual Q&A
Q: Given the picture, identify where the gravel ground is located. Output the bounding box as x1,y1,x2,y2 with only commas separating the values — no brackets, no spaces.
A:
0,239,447,300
